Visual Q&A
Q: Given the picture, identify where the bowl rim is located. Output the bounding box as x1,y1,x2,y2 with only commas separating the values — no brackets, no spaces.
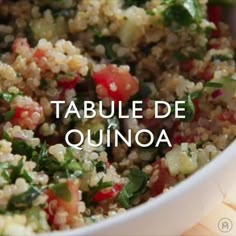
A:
39,139,236,236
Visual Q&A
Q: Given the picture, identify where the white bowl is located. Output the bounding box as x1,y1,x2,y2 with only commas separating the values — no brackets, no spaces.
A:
41,140,236,236
41,8,236,236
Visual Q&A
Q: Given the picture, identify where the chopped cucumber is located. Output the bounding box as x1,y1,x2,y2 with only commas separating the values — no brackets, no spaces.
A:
118,8,148,46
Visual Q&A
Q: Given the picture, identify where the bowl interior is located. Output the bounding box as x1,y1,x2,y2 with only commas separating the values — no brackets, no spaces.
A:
34,6,236,236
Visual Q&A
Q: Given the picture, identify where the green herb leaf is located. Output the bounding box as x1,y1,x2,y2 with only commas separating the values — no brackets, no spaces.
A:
162,0,202,27
90,179,114,194
51,182,71,202
175,48,206,62
96,161,107,173
182,94,195,122
83,179,114,205
163,4,193,26
34,144,83,179
94,34,121,63
205,82,223,88
183,0,202,21
33,143,61,175
2,170,10,182
3,132,11,141
35,143,60,172
211,55,232,61
10,158,24,182
4,109,16,121
117,169,149,209
0,209,7,215
39,79,49,90
8,186,41,211
0,163,10,169
0,92,14,103
11,139,34,159
190,90,203,99
22,170,33,183
146,10,156,16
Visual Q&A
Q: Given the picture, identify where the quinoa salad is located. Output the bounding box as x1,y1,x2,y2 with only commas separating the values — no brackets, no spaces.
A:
0,0,236,235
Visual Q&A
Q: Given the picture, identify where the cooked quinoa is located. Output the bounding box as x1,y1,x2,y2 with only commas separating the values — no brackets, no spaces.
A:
0,0,235,235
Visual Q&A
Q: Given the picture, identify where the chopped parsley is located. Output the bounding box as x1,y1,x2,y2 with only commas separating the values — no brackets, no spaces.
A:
211,54,233,61
83,179,114,205
117,169,149,209
162,0,203,27
7,186,41,211
33,144,83,179
96,161,107,173
4,109,16,121
11,138,35,159
93,31,121,63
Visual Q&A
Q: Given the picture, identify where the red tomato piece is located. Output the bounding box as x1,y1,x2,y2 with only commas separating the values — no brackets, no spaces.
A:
58,75,81,90
45,180,79,228
207,5,222,38
180,59,194,72
208,5,222,25
12,38,30,54
171,135,185,145
208,41,221,49
33,49,46,59
211,27,221,38
11,105,43,130
218,110,236,124
151,160,176,197
93,183,123,203
198,67,214,81
170,121,195,145
193,100,200,121
93,65,139,104
171,134,195,146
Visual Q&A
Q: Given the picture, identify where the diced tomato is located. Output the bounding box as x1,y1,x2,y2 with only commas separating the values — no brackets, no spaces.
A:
93,183,123,203
198,67,214,81
171,135,185,145
171,134,195,146
208,41,221,49
150,160,176,197
11,104,43,130
33,49,46,60
58,75,81,90
208,5,222,25
180,59,194,72
45,180,79,228
12,38,30,54
93,65,139,104
211,27,221,38
170,121,195,145
211,89,223,99
218,110,236,124
193,100,200,121
207,5,222,38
